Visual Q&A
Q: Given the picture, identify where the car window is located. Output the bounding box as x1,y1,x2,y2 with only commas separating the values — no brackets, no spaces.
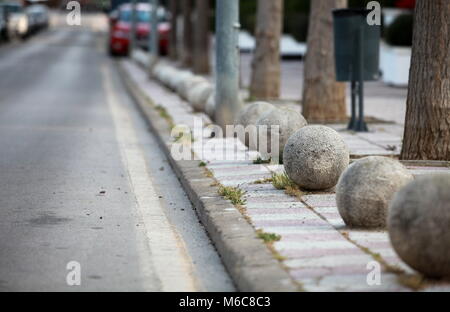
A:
119,9,166,23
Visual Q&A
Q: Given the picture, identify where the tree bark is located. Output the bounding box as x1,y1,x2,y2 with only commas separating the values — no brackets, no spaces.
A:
193,0,210,74
302,0,347,123
400,0,450,161
168,0,178,60
181,0,194,67
249,0,283,100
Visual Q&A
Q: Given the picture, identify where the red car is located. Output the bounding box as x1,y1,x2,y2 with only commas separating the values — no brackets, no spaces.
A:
109,3,170,56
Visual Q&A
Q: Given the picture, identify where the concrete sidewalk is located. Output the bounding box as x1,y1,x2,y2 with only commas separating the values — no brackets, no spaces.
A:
120,58,450,292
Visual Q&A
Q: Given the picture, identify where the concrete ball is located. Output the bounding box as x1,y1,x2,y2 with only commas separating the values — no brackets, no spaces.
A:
388,174,450,278
159,67,177,87
187,82,214,112
284,125,349,191
235,102,275,147
336,156,413,229
170,71,193,92
255,108,307,159
177,76,208,100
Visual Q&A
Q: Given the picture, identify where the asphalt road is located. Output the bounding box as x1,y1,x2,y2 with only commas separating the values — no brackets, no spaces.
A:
0,24,234,291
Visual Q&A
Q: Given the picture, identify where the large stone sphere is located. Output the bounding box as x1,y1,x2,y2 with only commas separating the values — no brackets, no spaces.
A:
177,76,208,100
170,71,193,92
159,66,177,87
284,126,349,191
187,82,213,111
255,108,307,159
389,174,450,278
235,102,274,147
336,156,413,229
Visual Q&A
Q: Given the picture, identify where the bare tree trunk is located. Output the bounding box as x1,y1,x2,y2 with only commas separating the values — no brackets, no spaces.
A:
193,0,211,74
249,0,283,100
181,0,194,67
302,0,347,123
169,0,178,60
401,0,450,161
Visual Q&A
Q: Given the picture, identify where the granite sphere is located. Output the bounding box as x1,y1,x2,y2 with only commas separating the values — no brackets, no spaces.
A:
389,174,450,278
284,125,349,191
255,108,307,159
336,156,414,229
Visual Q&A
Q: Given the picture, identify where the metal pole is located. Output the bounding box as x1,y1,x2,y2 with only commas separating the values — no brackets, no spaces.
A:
215,0,241,130
356,24,368,132
348,79,357,130
149,0,159,68
130,0,137,55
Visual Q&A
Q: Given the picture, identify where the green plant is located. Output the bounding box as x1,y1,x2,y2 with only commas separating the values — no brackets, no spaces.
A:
272,172,296,190
199,161,207,167
253,177,273,185
253,157,271,165
155,105,174,128
218,186,246,206
385,14,414,47
257,230,281,243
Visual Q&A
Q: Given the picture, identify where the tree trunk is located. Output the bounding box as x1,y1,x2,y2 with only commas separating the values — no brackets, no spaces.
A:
193,0,211,74
302,0,347,123
249,0,283,100
169,0,178,60
181,0,194,67
401,0,450,161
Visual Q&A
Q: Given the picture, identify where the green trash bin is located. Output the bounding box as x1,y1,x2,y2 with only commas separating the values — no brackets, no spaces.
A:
333,9,381,82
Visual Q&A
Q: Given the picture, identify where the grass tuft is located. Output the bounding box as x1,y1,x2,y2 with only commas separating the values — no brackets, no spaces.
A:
253,157,271,165
257,230,281,243
155,105,174,128
199,161,207,167
253,177,273,184
218,186,246,206
272,172,296,190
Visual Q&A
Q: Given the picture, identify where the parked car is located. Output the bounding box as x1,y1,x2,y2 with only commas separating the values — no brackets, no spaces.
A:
26,4,48,34
109,3,170,56
0,2,29,40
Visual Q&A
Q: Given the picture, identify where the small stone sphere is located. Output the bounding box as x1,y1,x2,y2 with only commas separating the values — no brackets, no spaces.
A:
255,108,307,159
177,76,208,100
159,67,177,87
170,71,193,92
187,82,213,111
284,125,349,191
235,102,275,127
336,156,413,229
235,102,275,147
205,92,215,118
388,174,450,278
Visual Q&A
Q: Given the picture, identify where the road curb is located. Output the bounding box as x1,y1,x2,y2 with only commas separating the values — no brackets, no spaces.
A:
117,61,299,292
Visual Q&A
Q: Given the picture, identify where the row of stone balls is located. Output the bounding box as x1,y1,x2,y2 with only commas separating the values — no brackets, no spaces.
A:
236,101,450,279
152,63,216,118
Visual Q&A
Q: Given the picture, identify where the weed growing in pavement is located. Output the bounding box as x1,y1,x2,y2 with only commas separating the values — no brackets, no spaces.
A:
199,161,207,167
257,230,281,243
155,105,174,128
218,186,246,206
253,177,273,184
272,172,296,190
253,157,271,165
256,229,286,262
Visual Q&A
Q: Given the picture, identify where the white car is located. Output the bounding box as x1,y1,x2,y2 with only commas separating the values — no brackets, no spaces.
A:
2,3,29,39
